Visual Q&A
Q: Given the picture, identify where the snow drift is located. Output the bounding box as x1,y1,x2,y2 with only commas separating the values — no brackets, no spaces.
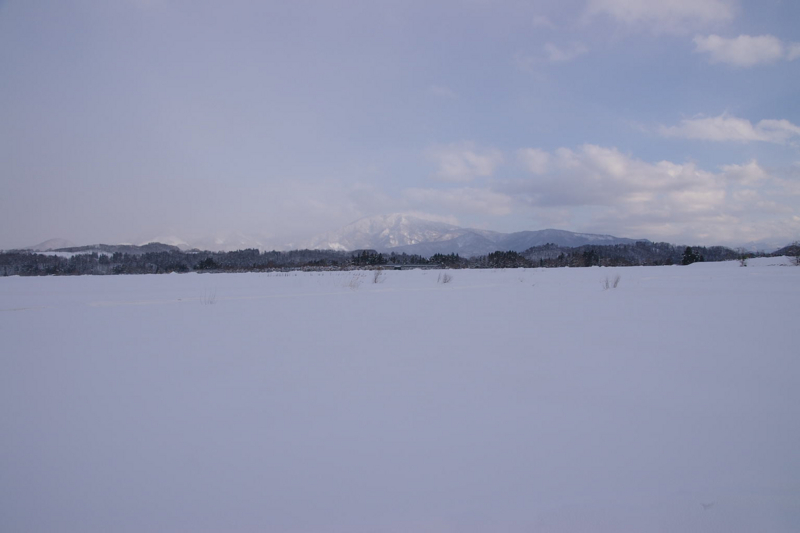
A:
1,258,798,532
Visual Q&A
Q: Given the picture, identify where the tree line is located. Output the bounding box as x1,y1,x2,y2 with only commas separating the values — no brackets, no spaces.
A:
0,241,764,276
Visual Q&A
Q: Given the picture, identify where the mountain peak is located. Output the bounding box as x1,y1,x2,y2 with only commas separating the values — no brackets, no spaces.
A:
27,238,78,251
305,214,646,256
305,213,462,251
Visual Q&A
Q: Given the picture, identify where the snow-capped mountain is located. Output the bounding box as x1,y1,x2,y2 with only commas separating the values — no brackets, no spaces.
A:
305,213,647,257
304,214,466,251
26,238,77,251
21,215,647,256
137,235,192,251
131,232,285,252
739,238,786,254
495,228,641,251
183,233,276,253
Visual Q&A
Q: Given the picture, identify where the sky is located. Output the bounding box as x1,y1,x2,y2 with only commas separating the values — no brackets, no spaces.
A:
1,0,799,250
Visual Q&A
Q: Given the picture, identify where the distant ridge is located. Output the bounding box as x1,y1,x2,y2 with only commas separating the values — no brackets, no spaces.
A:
27,238,77,251
52,243,182,255
305,213,648,257
305,214,464,252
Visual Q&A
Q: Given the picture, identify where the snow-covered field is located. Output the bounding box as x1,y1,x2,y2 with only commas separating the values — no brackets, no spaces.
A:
2,258,799,533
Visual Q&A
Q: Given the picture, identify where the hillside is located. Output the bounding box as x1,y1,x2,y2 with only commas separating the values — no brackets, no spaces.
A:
306,213,646,257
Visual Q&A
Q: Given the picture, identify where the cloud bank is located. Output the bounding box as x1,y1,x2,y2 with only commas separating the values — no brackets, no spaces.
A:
427,142,504,183
498,144,799,245
544,42,589,63
693,34,800,66
586,0,736,33
660,114,800,144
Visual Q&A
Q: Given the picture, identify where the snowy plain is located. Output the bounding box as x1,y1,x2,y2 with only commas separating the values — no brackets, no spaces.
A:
1,258,799,533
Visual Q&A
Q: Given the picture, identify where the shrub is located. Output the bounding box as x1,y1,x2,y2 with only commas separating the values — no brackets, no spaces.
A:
346,273,364,290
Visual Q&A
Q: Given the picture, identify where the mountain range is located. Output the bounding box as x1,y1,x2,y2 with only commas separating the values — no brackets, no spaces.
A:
27,238,78,252
304,214,647,257
17,213,664,257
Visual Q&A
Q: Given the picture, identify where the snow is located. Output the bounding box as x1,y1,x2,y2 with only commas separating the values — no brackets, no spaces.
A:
1,258,799,533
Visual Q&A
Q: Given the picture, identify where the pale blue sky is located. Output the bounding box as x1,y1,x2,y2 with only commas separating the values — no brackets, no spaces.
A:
2,0,799,249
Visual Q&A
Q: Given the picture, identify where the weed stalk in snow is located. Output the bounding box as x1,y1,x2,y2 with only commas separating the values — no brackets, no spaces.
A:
202,288,217,305
602,274,621,290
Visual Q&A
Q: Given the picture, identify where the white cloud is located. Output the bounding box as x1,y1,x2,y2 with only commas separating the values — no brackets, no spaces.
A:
586,0,736,33
517,148,550,175
505,144,799,245
789,43,800,61
401,211,461,225
514,43,588,73
513,53,539,74
660,113,800,144
693,34,800,66
428,85,458,99
509,144,721,209
532,15,556,29
404,187,513,216
544,42,588,63
721,160,769,185
427,142,504,183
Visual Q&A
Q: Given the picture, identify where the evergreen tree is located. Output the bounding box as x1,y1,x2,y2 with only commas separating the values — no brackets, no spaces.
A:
195,257,219,270
682,247,700,265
